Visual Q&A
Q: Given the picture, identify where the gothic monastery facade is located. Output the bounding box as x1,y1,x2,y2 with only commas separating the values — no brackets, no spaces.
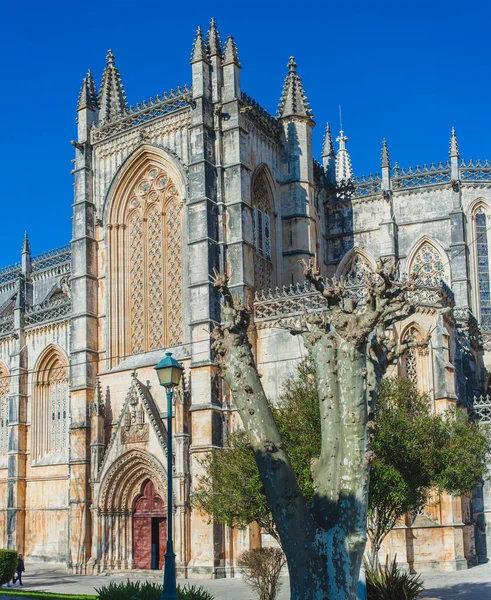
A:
0,19,490,576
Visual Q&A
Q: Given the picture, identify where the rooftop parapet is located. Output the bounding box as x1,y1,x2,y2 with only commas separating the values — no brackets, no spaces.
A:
32,244,71,274
240,91,283,140
91,85,192,144
254,279,455,324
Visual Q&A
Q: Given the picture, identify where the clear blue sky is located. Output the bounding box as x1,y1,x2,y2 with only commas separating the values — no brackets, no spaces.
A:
1,0,489,266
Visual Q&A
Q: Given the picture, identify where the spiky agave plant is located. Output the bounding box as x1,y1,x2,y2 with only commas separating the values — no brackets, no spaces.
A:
364,555,425,600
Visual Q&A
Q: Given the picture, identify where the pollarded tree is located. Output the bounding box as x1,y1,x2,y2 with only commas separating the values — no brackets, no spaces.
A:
210,260,423,600
194,371,490,573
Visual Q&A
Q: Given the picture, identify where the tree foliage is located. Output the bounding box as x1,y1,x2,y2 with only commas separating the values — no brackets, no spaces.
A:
194,369,490,562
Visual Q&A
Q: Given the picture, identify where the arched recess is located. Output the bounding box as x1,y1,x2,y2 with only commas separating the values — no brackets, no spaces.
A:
32,345,69,462
336,247,377,280
468,200,491,328
104,145,187,362
336,247,376,298
251,164,277,293
399,323,430,392
0,362,9,457
405,236,450,286
95,449,170,570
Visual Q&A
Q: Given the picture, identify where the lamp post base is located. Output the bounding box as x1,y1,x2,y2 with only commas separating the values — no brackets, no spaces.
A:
161,541,178,600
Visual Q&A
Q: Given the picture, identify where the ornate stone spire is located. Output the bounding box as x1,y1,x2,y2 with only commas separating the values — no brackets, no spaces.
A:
77,69,98,111
191,26,208,63
278,57,313,120
381,138,390,169
322,123,335,158
207,17,222,58
98,50,127,123
21,232,30,255
450,126,459,158
335,129,353,182
223,36,240,66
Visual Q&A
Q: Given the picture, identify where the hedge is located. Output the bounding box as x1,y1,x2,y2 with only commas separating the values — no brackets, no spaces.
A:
0,550,18,586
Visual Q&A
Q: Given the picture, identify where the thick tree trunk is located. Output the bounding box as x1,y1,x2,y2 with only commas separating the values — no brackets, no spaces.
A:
211,263,416,599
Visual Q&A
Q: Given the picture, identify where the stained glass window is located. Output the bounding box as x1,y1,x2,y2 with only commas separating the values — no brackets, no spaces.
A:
476,210,491,329
342,253,372,301
33,351,69,461
411,242,445,286
125,167,183,354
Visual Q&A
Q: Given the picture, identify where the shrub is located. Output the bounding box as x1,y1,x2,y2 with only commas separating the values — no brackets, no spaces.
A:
177,584,215,600
95,580,215,600
238,547,286,600
365,555,425,600
0,550,18,586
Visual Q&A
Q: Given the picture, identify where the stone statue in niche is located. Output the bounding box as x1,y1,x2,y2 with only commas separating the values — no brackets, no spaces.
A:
121,385,149,444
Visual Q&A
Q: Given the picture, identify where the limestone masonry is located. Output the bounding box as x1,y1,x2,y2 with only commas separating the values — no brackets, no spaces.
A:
0,18,490,576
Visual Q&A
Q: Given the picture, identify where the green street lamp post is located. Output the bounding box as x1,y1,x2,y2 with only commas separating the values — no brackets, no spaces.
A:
155,352,184,600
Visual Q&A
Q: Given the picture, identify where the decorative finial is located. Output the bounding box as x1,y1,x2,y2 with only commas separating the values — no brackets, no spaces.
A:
322,123,335,158
223,36,240,66
335,126,353,183
450,127,459,158
98,49,127,123
381,138,390,169
106,49,115,66
21,232,30,254
207,17,222,58
191,26,208,63
278,56,313,120
77,69,99,111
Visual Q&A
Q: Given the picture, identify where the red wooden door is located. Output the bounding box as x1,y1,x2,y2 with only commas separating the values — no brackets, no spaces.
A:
133,480,166,570
133,517,152,569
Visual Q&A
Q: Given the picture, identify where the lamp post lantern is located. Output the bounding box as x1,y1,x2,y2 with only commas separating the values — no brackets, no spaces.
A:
155,352,184,600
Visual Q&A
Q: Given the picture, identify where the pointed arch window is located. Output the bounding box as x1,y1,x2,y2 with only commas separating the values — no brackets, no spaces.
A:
340,252,373,300
108,164,184,359
0,364,9,456
252,170,274,293
410,242,446,286
474,207,491,329
32,349,69,462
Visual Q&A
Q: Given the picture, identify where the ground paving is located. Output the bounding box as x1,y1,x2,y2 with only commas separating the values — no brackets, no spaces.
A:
1,561,491,599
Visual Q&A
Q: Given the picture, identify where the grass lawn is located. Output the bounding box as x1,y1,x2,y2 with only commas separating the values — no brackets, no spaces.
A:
0,591,97,599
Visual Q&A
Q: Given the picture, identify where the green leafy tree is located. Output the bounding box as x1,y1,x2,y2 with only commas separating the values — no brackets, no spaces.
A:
194,369,490,567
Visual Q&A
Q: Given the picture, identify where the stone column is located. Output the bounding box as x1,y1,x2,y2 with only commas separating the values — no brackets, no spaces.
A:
69,74,99,573
187,29,224,577
6,275,28,553
101,511,107,570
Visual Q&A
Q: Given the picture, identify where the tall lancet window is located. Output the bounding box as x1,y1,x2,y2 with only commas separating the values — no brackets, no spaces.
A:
475,207,491,329
32,348,69,462
0,364,9,456
252,169,274,293
108,160,184,361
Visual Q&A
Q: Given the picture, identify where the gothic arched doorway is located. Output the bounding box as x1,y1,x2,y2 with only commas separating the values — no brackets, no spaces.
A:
133,480,166,569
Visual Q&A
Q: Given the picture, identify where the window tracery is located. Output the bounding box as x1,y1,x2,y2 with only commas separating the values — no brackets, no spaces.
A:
410,242,445,286
0,364,9,456
475,207,491,329
341,253,373,300
402,326,421,387
32,349,69,462
252,171,273,292
111,164,184,357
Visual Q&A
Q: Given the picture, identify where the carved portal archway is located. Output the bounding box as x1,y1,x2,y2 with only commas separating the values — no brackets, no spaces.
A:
133,480,166,569
94,450,169,570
